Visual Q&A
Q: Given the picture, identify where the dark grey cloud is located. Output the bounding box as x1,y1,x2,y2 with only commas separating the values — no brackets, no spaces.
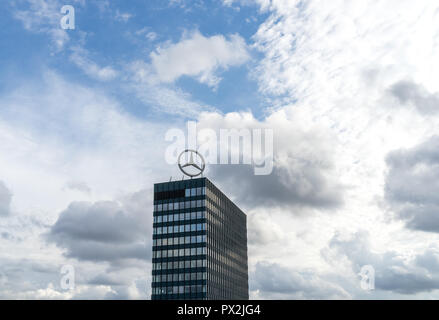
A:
250,261,349,299
390,81,439,114
29,261,59,274
0,255,148,299
198,113,344,212
209,163,343,211
46,189,152,264
0,181,12,217
327,231,439,295
50,201,144,244
415,248,439,273
0,257,64,298
385,136,439,232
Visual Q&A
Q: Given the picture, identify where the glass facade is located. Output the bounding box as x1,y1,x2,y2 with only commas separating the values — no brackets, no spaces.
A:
151,177,248,300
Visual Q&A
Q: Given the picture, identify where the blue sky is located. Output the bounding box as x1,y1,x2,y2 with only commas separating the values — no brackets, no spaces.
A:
2,0,439,300
0,0,267,121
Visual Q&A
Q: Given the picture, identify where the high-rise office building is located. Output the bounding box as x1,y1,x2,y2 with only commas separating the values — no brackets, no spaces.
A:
151,177,248,300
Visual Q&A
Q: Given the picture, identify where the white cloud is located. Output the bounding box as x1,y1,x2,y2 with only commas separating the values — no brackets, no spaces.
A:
70,47,118,81
0,70,175,223
13,0,83,51
222,0,262,8
249,0,439,218
0,282,122,300
197,110,343,209
64,181,91,194
251,261,350,299
123,30,249,115
150,30,250,88
129,60,216,117
6,0,439,300
325,231,439,296
146,32,157,42
169,0,205,10
231,0,439,299
134,28,157,42
0,71,170,299
115,10,133,23
253,0,439,100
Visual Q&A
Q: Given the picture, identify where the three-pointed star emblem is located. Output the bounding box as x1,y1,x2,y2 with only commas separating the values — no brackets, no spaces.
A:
178,150,206,178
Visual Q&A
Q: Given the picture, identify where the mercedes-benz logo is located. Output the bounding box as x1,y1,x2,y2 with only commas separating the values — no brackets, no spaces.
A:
178,149,205,178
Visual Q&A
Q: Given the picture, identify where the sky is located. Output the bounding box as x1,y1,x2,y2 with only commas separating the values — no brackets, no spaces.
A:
1,0,439,299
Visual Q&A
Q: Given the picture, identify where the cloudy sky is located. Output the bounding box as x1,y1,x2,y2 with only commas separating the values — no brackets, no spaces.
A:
1,0,439,299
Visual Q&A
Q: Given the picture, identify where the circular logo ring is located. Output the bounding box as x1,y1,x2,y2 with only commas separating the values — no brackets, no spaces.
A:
178,149,206,178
